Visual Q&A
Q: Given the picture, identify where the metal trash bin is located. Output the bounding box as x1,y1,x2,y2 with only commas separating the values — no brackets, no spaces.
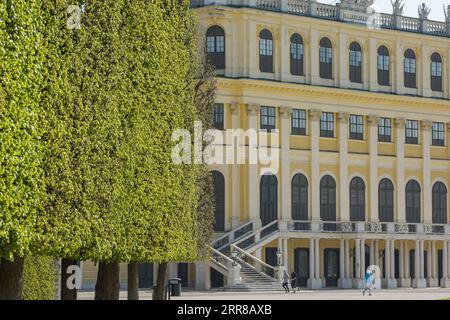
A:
169,278,182,297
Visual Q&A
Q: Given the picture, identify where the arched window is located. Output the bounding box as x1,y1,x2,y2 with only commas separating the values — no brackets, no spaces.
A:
431,52,443,92
350,177,365,221
260,174,278,226
432,182,447,224
206,26,225,69
377,46,390,86
404,49,417,89
292,174,308,220
259,29,273,73
319,37,333,79
212,171,225,232
406,180,421,223
320,175,336,222
349,42,362,83
379,178,394,222
290,33,304,76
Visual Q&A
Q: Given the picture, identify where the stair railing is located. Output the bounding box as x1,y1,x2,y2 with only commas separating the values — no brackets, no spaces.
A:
233,220,279,251
230,244,278,282
211,221,255,251
208,246,242,286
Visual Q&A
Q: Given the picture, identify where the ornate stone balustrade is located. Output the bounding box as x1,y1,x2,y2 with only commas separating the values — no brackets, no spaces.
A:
287,220,450,235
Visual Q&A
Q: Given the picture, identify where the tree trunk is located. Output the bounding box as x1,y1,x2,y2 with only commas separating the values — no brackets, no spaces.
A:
0,256,24,300
153,262,168,300
60,258,78,300
95,261,120,300
127,262,139,300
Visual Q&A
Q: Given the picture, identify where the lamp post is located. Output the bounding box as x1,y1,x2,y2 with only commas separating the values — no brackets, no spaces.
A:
231,250,238,267
276,248,283,267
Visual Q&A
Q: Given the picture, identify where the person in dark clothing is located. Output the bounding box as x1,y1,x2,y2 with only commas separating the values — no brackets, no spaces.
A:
290,271,298,293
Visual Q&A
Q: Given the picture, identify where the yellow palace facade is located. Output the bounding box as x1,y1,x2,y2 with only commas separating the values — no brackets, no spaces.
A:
78,0,450,291
179,0,450,291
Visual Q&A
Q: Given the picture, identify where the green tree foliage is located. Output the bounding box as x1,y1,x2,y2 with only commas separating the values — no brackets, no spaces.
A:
22,256,57,300
39,0,208,265
1,0,214,299
0,0,45,261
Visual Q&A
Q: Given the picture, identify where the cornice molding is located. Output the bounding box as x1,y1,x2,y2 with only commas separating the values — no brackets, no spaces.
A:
217,77,450,109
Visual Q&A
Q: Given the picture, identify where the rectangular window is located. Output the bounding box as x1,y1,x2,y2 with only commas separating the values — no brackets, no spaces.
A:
320,47,332,63
378,55,389,71
213,103,224,130
431,61,442,77
260,106,276,132
405,120,419,144
378,117,392,142
291,43,303,60
404,58,416,74
349,115,364,140
259,39,273,56
432,122,445,146
206,36,224,53
320,112,334,138
349,51,362,67
292,109,306,135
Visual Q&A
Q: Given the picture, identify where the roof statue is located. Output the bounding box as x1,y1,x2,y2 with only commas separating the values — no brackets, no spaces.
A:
418,3,431,20
390,0,405,16
444,5,450,23
338,0,375,13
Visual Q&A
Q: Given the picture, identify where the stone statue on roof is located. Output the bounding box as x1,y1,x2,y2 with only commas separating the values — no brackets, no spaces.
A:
338,0,375,13
444,5,450,23
390,0,405,16
418,3,431,20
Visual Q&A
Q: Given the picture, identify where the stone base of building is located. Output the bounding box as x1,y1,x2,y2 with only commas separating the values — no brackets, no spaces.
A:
398,278,412,288
413,278,427,288
382,278,398,289
353,278,364,289
441,278,450,288
195,263,211,291
338,278,352,289
427,278,439,287
307,278,322,290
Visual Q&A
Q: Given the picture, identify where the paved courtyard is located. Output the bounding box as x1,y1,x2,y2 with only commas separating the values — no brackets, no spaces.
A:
78,288,450,300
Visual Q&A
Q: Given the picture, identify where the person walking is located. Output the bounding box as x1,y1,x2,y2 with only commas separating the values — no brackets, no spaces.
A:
362,270,374,296
282,270,290,293
290,271,298,293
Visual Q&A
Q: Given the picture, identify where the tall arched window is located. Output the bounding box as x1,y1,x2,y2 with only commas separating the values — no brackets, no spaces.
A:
212,171,225,232
206,26,225,69
406,180,421,223
260,174,278,226
404,49,417,89
290,33,304,76
320,175,336,222
349,42,362,83
350,177,365,221
379,178,394,222
292,173,308,220
319,37,333,79
259,29,273,73
431,52,443,92
432,182,448,224
377,46,390,86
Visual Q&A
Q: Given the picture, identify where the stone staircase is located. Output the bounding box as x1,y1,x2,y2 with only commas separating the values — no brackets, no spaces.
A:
222,264,281,292
209,220,283,292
